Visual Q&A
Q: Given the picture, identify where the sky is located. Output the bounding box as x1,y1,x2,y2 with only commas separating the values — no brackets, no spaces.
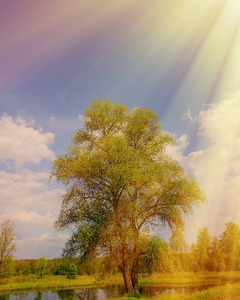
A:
0,0,240,259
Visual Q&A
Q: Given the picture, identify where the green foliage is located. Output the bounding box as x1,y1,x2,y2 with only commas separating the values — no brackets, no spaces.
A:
220,222,240,271
58,259,72,275
30,261,37,274
45,260,53,275
169,230,188,255
53,259,78,279
66,263,77,279
36,256,47,279
190,261,201,272
51,261,60,275
169,230,189,272
57,289,76,300
142,236,173,275
218,262,226,272
191,227,212,271
34,291,43,300
51,99,205,294
0,256,15,278
23,264,31,276
15,260,37,275
0,219,16,278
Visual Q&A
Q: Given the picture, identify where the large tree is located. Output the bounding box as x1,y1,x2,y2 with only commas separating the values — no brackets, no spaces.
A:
51,99,205,294
0,219,16,277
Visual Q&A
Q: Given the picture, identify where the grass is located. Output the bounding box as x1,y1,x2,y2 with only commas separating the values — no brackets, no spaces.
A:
105,272,240,300
136,271,240,289
0,274,120,292
2,271,240,298
106,283,240,300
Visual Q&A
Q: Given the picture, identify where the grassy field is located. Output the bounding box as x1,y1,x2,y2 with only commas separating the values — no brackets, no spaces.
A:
0,273,123,292
1,271,240,299
106,283,240,300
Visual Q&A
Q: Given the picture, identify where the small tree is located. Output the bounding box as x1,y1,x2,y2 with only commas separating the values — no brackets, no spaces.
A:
142,236,170,275
51,261,60,275
209,236,225,272
36,256,47,279
169,229,189,271
66,263,77,279
220,222,240,271
57,259,71,275
23,264,31,276
191,227,212,271
0,256,15,277
56,259,78,279
0,219,16,278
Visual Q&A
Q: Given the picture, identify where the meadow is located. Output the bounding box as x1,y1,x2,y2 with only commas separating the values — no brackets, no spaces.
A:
1,271,240,299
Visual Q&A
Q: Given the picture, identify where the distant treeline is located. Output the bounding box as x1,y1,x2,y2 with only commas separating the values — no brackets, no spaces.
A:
10,221,240,278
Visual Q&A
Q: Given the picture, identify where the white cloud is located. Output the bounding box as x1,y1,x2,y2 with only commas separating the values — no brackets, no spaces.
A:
16,231,69,259
182,109,195,123
0,114,70,259
165,132,204,180
0,168,64,258
177,93,240,242
0,169,62,211
190,93,240,181
0,114,55,168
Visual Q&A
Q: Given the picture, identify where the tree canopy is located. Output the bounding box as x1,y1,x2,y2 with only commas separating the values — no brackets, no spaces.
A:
51,99,205,294
0,219,16,278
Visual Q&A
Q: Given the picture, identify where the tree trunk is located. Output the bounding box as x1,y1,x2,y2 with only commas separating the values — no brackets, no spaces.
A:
118,243,140,295
119,250,135,295
122,268,135,294
131,257,139,294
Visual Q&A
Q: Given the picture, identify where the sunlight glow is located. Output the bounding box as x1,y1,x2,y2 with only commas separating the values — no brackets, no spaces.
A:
228,0,240,17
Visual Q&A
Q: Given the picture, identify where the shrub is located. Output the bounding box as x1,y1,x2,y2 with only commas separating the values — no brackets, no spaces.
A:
218,262,226,272
58,259,71,275
190,261,201,272
51,261,60,275
55,259,77,279
66,263,77,279
0,256,15,277
23,264,31,275
36,256,47,279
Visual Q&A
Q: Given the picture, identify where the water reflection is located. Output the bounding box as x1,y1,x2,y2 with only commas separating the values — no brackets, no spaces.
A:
34,292,43,300
0,294,10,300
0,283,226,300
57,290,76,300
76,289,97,300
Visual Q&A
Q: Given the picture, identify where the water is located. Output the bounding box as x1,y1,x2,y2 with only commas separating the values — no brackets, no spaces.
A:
0,286,124,300
0,283,222,300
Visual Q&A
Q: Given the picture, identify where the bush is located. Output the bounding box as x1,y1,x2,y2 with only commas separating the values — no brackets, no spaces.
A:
190,261,201,272
0,256,15,277
23,264,31,275
36,256,47,279
66,263,77,279
55,259,77,279
218,262,226,272
58,259,71,275
51,261,60,275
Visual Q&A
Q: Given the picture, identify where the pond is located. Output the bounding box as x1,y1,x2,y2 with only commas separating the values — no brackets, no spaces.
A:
0,283,224,300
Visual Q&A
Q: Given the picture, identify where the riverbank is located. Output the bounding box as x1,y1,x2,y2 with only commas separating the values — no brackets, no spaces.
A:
106,283,240,299
1,271,240,296
0,274,122,292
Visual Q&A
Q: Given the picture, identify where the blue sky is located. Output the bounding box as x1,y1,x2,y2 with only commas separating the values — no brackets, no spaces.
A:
1,0,240,259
